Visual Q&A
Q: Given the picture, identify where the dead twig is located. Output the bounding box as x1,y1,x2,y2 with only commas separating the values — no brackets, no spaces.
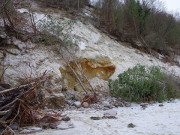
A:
0,0,11,13
0,66,8,82
1,124,16,135
28,8,37,35
9,104,20,125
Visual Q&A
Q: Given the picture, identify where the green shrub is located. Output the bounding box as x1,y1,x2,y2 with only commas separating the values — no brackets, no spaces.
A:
94,0,180,57
108,65,178,102
38,15,75,46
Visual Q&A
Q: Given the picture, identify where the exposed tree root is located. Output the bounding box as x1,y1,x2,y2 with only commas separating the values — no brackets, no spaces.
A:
0,71,62,134
81,93,99,106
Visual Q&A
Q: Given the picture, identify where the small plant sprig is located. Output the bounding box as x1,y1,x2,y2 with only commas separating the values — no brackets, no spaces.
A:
38,15,76,46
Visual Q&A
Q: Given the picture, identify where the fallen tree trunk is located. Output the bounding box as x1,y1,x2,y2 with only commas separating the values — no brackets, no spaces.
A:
64,46,96,94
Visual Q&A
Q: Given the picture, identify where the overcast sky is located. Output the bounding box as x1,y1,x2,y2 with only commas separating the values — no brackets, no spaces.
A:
163,0,180,13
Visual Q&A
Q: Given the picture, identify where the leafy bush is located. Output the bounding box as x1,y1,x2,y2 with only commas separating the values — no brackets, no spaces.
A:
108,65,178,102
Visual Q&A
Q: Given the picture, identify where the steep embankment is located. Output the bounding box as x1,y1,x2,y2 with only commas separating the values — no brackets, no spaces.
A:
70,20,180,80
1,2,180,97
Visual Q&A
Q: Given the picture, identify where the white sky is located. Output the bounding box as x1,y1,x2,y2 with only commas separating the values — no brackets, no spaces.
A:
163,0,180,13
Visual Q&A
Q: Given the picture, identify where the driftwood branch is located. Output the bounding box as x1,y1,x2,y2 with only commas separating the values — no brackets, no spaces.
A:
0,82,35,95
0,110,10,116
0,71,46,95
0,80,43,95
